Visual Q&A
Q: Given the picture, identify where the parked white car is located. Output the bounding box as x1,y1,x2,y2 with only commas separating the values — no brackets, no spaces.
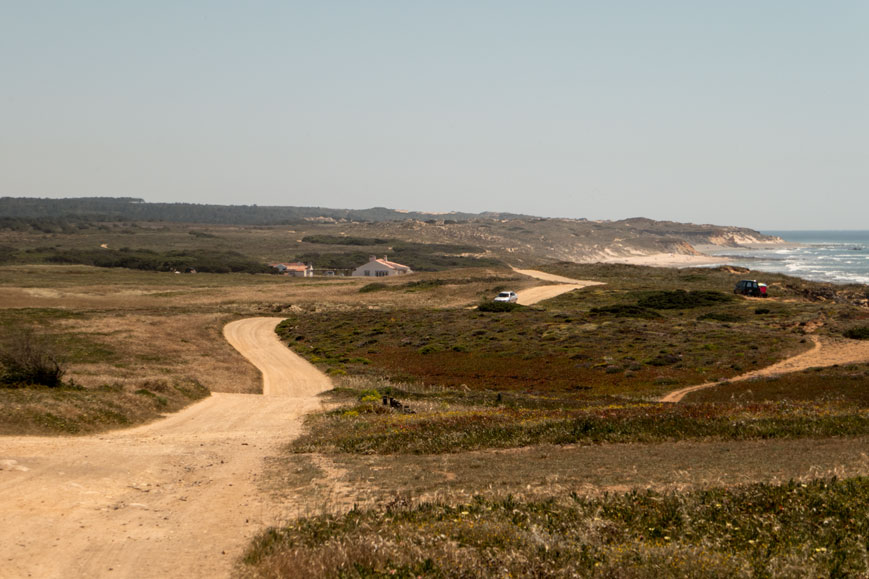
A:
493,291,518,303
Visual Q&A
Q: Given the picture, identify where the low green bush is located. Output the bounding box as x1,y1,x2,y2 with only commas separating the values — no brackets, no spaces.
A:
357,388,380,401
844,326,869,340
359,283,388,293
477,301,523,312
0,329,66,387
698,312,742,322
638,290,735,310
302,235,391,245
591,304,662,319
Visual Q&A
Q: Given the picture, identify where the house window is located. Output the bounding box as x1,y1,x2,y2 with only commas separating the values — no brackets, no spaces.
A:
376,270,388,277
364,270,371,276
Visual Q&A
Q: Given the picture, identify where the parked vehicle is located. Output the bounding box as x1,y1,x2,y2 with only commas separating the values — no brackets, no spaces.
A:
734,280,767,297
493,291,518,303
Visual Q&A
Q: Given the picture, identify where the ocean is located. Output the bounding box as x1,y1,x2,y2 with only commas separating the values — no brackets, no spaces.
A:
703,231,869,286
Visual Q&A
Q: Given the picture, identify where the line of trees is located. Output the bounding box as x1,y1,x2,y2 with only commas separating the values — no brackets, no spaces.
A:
0,197,529,226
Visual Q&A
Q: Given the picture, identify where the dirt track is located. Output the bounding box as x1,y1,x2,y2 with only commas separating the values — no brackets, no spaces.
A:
0,317,329,579
661,335,869,402
512,268,603,305
508,271,869,403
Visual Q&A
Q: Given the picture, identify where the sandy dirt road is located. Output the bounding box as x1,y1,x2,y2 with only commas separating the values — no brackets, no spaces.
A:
512,268,603,305
0,317,329,579
661,335,869,402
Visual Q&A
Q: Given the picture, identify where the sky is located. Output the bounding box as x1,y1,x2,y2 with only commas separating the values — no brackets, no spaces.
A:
1,1,866,230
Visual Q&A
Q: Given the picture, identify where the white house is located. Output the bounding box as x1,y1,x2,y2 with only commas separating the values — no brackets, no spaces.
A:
271,262,314,277
352,255,413,277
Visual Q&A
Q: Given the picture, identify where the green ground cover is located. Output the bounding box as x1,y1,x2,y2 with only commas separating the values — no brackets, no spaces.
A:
276,296,810,397
686,362,869,404
241,477,869,578
279,264,869,455
289,380,869,454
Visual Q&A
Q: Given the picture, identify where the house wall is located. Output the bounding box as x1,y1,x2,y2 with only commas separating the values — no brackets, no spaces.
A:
352,262,407,277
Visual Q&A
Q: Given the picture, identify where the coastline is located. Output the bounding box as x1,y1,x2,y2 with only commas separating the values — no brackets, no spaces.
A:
600,234,869,287
599,239,797,269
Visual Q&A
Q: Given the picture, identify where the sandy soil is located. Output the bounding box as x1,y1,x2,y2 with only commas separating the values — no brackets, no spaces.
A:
223,317,332,397
599,253,727,267
0,317,330,579
511,268,603,305
661,335,869,402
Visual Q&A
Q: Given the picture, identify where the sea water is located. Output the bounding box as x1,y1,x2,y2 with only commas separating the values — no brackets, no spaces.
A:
705,231,869,286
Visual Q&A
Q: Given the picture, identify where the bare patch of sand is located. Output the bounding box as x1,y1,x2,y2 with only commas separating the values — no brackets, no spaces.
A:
600,253,727,267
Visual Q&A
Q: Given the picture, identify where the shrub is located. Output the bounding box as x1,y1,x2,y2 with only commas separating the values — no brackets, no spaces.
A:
698,312,742,322
638,290,734,310
0,329,66,387
477,301,523,312
359,283,388,293
302,235,390,246
647,353,680,366
591,305,661,319
358,388,380,401
844,326,869,340
754,307,772,315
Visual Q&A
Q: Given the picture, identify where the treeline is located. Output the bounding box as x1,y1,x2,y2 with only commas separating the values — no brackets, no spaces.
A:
0,217,93,233
0,197,529,226
16,247,271,274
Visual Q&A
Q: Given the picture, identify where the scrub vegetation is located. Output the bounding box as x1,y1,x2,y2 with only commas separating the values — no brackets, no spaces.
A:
276,266,831,397
251,262,869,576
3,213,869,576
288,378,869,455
242,478,869,578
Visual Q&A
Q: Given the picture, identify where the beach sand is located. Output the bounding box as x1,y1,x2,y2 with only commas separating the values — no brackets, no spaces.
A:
600,253,728,268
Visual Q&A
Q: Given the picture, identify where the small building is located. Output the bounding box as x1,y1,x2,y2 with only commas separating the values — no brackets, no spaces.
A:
271,262,314,277
352,255,413,277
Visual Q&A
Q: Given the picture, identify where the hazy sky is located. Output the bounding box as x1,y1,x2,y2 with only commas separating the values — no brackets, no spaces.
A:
2,1,866,229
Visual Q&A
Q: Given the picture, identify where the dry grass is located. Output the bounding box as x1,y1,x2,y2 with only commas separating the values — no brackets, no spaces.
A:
52,312,262,393
268,433,869,512
242,477,869,578
0,264,514,434
0,379,209,435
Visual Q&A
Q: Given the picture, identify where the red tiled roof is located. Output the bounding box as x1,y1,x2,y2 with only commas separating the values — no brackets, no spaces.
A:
272,262,309,271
